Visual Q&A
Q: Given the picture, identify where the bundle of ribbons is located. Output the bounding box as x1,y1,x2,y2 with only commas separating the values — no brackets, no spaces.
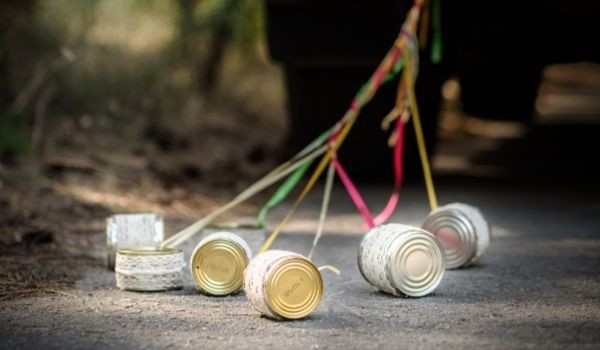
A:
161,0,441,257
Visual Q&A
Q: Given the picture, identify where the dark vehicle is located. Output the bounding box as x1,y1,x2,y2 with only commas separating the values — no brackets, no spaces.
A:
264,0,600,180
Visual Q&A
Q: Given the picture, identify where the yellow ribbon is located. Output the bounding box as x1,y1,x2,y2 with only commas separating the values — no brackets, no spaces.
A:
259,111,359,253
404,55,438,211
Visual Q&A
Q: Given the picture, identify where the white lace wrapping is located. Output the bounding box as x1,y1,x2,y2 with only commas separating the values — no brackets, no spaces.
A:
115,251,184,291
358,224,413,296
358,223,445,297
243,250,303,319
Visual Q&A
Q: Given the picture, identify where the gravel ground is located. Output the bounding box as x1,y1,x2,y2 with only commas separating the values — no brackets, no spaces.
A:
1,180,599,349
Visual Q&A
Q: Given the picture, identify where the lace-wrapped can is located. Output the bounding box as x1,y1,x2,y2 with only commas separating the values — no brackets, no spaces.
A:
358,224,445,297
106,214,164,270
115,247,184,291
422,202,490,269
244,250,323,320
190,232,252,296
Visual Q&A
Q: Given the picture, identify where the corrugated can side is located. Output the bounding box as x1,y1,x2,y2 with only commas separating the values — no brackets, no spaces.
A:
422,202,490,269
358,224,446,297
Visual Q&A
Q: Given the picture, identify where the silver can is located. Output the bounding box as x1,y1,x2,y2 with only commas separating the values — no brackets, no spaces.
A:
422,202,490,269
106,214,164,270
358,224,446,297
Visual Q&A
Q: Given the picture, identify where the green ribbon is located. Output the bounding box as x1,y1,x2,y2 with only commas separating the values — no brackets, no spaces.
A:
256,130,332,227
431,0,442,64
383,56,406,84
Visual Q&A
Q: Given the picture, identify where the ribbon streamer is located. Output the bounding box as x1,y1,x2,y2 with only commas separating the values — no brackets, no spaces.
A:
431,0,442,64
307,161,335,260
404,56,438,211
259,112,359,253
161,144,328,248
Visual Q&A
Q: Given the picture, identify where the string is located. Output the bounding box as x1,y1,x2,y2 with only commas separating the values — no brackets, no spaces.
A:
256,129,334,227
404,55,438,211
307,161,335,260
257,0,428,253
259,112,358,253
256,161,312,228
160,144,328,248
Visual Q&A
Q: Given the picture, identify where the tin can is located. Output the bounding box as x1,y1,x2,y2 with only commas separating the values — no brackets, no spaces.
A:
244,250,323,320
115,247,184,291
106,214,164,270
422,202,490,269
202,223,266,254
190,232,252,296
358,224,445,297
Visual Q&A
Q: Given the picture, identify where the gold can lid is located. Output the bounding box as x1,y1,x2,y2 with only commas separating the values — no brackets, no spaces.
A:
265,257,323,320
191,239,249,296
117,246,181,256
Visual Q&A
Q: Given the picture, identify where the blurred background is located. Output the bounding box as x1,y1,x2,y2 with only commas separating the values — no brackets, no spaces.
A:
1,0,599,298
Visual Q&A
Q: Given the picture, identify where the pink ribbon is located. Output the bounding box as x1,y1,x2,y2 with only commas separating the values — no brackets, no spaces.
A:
330,114,406,228
373,115,405,225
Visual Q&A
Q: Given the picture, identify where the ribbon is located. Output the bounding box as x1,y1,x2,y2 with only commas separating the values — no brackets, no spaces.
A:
259,112,359,253
404,56,438,211
332,157,375,228
256,161,312,228
431,0,442,64
307,161,335,260
160,144,328,248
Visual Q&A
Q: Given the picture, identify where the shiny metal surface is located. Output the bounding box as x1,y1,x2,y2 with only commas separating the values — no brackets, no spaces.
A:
386,230,445,297
265,257,323,320
423,208,477,269
190,237,249,296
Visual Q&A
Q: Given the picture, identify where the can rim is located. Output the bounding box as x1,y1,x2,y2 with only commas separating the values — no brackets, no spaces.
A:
422,207,477,269
190,238,249,296
206,222,265,230
386,229,445,297
265,256,323,320
117,246,181,255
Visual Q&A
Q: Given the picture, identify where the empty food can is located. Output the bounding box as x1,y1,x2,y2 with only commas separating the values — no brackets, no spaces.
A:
190,231,252,296
115,247,184,291
106,213,164,270
244,250,323,320
358,224,445,297
422,202,490,269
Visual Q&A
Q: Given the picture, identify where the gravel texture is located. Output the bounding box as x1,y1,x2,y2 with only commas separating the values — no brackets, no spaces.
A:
1,181,599,349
